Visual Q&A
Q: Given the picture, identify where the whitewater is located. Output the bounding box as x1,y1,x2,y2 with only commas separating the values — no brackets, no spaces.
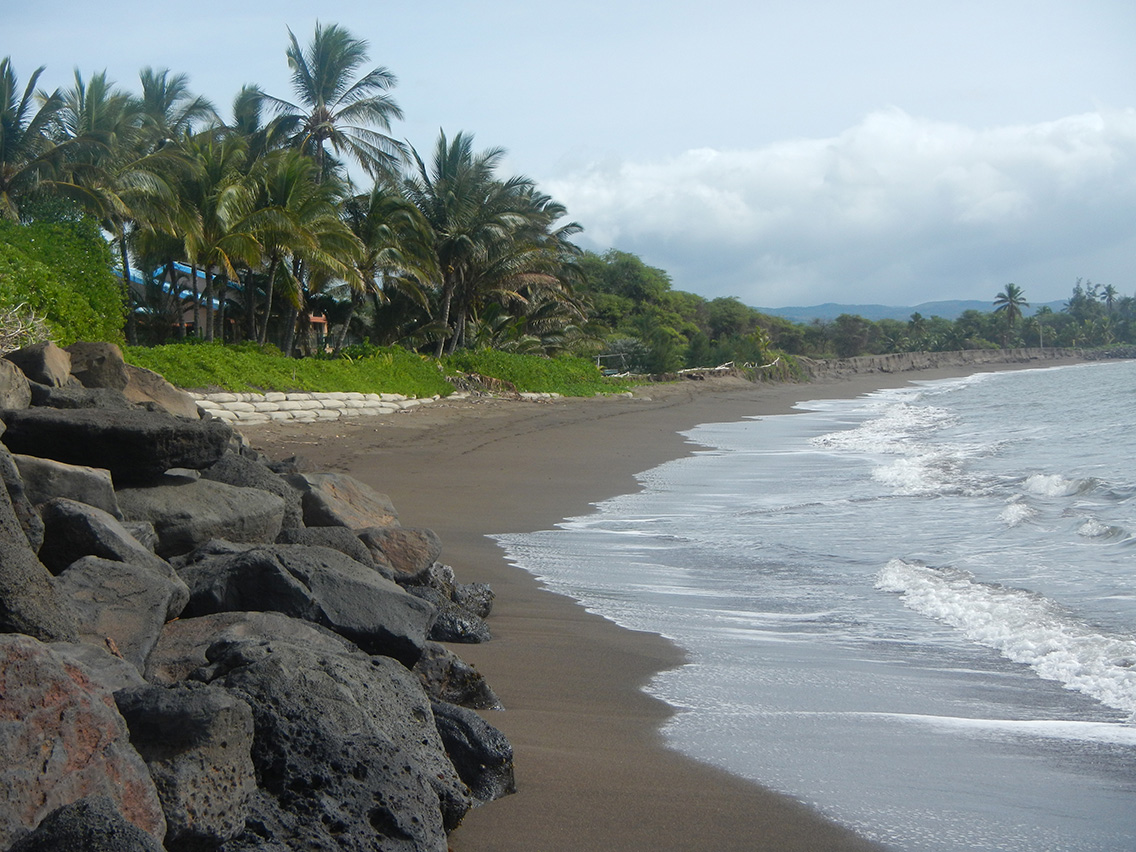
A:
497,360,1136,851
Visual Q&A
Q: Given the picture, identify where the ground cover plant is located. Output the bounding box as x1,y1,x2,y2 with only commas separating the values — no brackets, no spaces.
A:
123,342,630,397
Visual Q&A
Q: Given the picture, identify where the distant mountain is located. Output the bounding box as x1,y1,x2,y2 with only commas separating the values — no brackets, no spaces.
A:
757,300,1067,323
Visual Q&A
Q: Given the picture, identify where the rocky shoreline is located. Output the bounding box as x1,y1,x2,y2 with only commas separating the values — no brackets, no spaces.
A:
0,341,512,851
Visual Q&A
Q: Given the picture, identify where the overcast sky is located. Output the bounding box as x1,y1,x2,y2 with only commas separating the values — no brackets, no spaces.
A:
7,0,1135,307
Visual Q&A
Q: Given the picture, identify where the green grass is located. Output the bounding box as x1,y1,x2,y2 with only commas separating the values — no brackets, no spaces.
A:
124,342,454,397
122,342,632,397
444,349,633,396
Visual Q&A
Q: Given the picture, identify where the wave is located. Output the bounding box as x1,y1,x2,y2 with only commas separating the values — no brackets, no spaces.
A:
852,712,1136,745
1023,473,1100,497
1076,517,1129,540
810,401,957,455
999,498,1037,527
876,559,1136,717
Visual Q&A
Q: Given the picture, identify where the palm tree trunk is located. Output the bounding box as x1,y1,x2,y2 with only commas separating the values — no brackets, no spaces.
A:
244,269,257,343
120,236,138,346
281,305,298,357
332,293,359,354
191,264,201,337
259,255,279,345
434,278,454,358
166,261,186,340
217,278,229,342
204,267,215,343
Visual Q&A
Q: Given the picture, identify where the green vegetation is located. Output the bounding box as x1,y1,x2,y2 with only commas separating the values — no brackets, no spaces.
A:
3,30,1134,383
124,342,453,397
122,341,629,397
0,217,126,345
444,349,632,396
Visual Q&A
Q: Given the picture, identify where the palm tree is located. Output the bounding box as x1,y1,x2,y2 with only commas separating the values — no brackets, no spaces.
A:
337,179,434,350
0,59,68,219
246,148,359,346
404,130,538,355
48,69,194,344
1101,284,1119,314
137,68,217,151
264,22,406,180
993,283,1029,347
447,188,584,353
179,130,263,341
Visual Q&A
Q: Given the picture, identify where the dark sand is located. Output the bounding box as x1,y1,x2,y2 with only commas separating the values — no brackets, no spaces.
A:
242,362,1083,852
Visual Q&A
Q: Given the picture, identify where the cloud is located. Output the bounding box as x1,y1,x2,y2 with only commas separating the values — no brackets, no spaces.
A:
546,108,1136,306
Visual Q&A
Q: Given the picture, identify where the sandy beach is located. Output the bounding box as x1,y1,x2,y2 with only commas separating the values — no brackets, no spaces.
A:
241,361,1084,852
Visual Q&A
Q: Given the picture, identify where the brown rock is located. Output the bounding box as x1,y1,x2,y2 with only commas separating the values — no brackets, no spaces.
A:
4,341,78,388
0,359,31,410
122,364,200,419
65,342,129,391
0,634,166,848
357,526,442,584
286,471,400,529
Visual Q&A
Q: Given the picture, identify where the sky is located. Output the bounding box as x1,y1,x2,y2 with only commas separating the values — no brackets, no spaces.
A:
5,0,1136,308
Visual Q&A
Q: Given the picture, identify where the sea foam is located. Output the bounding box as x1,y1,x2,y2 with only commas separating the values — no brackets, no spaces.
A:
876,559,1136,716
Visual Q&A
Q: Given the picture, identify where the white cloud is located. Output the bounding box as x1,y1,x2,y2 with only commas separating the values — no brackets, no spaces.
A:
547,108,1136,307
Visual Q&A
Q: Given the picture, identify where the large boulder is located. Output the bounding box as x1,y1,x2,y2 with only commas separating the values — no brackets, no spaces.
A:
4,341,78,388
275,524,382,571
37,498,189,619
0,358,31,410
0,463,77,642
357,526,442,584
178,545,435,665
0,635,166,848
117,478,285,558
55,556,187,672
0,407,232,483
28,382,135,410
413,641,502,710
200,452,303,530
66,342,129,391
14,455,120,517
205,639,469,851
0,443,45,551
122,364,200,419
115,682,256,851
431,701,515,806
7,796,163,852
146,611,355,685
286,472,400,529
410,585,492,644
51,642,147,693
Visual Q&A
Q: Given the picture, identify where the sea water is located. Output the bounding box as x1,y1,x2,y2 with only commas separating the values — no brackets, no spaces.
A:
495,360,1136,852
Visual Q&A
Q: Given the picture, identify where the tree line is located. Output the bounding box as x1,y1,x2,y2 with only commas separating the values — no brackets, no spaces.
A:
2,25,1132,369
2,23,583,358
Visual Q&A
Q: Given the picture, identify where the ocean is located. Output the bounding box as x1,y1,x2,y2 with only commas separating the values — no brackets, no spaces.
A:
495,360,1136,852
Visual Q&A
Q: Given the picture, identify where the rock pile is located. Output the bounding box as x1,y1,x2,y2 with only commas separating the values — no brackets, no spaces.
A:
0,341,512,852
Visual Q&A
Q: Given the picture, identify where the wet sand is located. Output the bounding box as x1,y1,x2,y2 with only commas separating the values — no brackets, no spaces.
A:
242,362,1082,852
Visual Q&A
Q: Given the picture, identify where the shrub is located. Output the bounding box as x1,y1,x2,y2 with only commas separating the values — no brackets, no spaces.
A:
0,218,126,345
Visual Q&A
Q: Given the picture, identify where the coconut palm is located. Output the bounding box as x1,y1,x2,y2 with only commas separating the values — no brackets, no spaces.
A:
993,283,1029,347
336,179,435,350
137,67,217,151
48,69,197,345
178,130,263,341
447,188,584,353
246,148,359,345
403,130,539,355
0,59,69,219
1101,284,1119,314
264,22,406,180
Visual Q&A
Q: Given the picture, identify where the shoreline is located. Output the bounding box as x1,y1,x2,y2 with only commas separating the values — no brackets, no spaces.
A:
242,357,1089,852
